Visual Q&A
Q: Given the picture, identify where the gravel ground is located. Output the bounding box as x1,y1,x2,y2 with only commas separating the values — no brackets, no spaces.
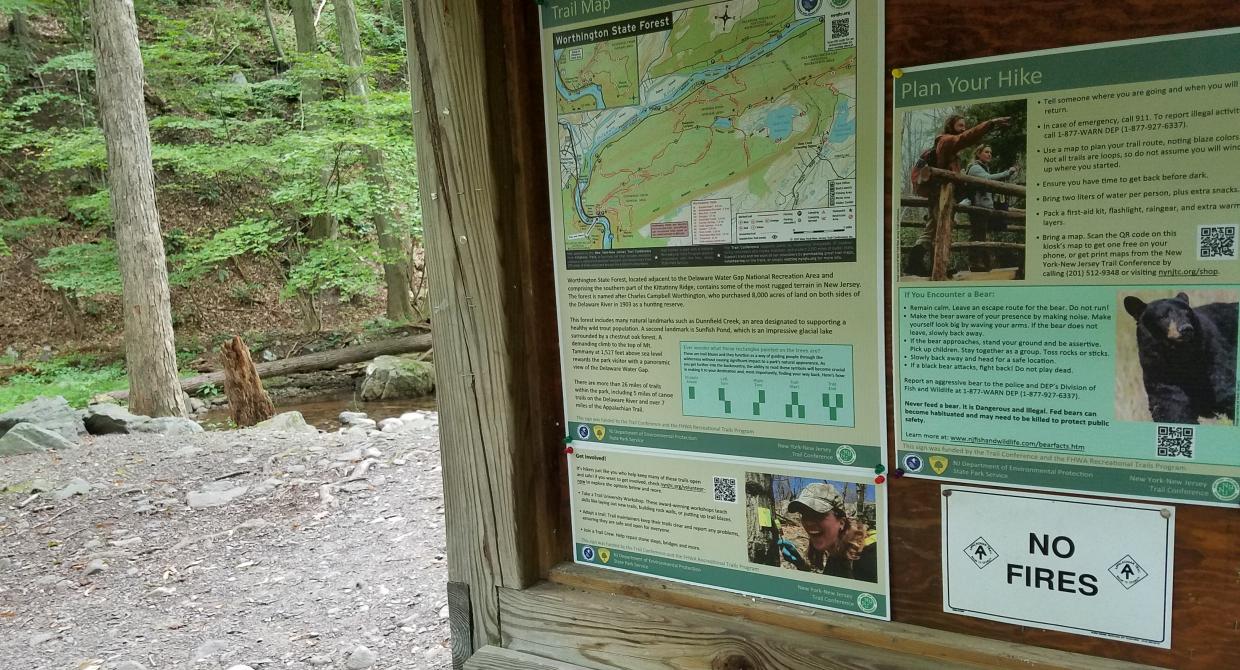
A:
0,413,450,670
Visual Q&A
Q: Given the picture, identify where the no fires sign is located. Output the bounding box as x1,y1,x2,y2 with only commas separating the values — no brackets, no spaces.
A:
942,486,1174,648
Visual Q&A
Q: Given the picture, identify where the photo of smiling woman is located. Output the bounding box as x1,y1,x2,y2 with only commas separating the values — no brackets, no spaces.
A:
746,475,879,583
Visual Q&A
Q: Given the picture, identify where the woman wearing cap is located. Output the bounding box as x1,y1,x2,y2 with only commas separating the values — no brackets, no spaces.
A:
777,482,878,583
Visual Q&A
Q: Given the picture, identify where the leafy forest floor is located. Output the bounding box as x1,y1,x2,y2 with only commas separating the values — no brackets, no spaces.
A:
0,414,450,670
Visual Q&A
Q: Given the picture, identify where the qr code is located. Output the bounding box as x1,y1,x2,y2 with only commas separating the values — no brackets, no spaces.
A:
712,476,737,503
1198,224,1237,260
831,18,851,39
1157,425,1195,459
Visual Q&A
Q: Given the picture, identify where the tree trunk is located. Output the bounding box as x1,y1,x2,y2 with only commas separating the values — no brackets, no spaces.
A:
745,473,780,566
109,333,432,400
263,0,286,65
220,336,275,427
10,11,32,47
90,0,187,418
291,0,334,241
336,0,416,323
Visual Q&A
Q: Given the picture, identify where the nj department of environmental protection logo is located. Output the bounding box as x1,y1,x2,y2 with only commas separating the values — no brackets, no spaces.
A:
575,424,590,440
835,444,857,465
598,548,611,564
929,455,950,475
902,453,924,473
593,425,606,441
580,545,597,562
1212,477,1239,502
856,592,878,614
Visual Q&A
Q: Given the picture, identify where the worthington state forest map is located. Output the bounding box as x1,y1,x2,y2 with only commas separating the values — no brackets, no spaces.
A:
551,0,859,269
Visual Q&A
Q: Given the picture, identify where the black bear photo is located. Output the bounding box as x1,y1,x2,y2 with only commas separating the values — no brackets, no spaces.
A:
1122,292,1238,425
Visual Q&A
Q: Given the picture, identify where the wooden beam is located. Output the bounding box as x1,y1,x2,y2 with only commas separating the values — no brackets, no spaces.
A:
404,0,543,659
547,565,1157,670
927,166,1028,198
500,581,949,670
466,646,591,670
901,219,1026,234
899,196,1026,221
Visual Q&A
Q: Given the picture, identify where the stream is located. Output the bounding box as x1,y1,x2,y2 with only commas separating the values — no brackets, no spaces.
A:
200,392,438,431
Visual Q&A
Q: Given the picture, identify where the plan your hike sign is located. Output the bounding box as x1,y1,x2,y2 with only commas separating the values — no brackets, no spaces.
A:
942,486,1174,648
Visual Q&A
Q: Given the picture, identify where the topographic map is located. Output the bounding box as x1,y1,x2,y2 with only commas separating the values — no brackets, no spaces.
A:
552,0,858,265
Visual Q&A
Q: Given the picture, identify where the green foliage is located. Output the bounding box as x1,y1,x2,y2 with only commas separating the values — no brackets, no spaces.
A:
3,0,423,337
171,216,287,284
0,356,128,412
36,241,123,298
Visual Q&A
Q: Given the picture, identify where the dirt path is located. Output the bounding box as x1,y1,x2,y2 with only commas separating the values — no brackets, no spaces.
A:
0,414,449,670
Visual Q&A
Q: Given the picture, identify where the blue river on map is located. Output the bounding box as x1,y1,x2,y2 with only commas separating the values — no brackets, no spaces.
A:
566,17,819,249
553,50,607,111
827,97,854,144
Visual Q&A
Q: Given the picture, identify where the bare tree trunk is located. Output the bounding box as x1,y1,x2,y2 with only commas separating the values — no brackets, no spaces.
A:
262,0,286,65
291,0,333,241
336,0,416,323
745,473,780,566
90,0,187,418
220,336,275,427
10,11,32,47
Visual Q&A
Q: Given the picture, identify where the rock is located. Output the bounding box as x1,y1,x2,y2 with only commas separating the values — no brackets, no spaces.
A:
82,404,151,435
249,478,283,496
109,536,143,548
359,356,435,401
84,559,108,576
378,418,403,433
339,411,369,425
188,397,207,414
52,477,92,501
190,639,230,662
0,396,86,441
187,485,248,509
0,557,12,571
333,448,364,462
0,422,77,456
255,411,319,435
363,446,383,459
345,645,377,669
307,656,332,667
132,416,204,436
114,662,149,670
224,666,255,670
171,446,205,459
28,632,57,646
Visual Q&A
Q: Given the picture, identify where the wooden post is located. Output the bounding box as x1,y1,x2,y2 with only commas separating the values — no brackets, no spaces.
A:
404,0,561,664
930,180,956,281
220,336,275,427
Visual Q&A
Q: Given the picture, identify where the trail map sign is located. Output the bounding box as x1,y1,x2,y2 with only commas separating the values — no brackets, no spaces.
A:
540,0,888,617
891,29,1240,506
942,486,1174,648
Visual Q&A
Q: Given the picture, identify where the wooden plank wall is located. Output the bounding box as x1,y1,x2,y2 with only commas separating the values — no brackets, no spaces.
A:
884,2,1240,667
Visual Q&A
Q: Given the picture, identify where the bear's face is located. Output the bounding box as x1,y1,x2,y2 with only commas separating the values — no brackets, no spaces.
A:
1124,292,1201,349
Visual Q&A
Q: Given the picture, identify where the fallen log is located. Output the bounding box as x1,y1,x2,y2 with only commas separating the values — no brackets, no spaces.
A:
109,333,432,400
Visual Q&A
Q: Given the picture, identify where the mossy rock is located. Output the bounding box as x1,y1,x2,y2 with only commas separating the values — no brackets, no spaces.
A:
358,355,436,401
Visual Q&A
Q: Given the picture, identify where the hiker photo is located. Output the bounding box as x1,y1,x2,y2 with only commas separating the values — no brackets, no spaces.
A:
1116,289,1238,426
898,100,1028,282
745,473,879,583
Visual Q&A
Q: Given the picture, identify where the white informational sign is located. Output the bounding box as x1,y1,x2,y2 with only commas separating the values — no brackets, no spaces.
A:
941,486,1174,648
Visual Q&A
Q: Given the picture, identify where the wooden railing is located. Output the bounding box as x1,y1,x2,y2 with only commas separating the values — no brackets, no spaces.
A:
904,167,1027,280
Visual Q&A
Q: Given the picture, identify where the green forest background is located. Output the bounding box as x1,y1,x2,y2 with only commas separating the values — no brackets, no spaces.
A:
0,0,422,410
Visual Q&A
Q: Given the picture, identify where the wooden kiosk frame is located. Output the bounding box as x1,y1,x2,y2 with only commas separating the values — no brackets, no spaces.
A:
404,1,1240,668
